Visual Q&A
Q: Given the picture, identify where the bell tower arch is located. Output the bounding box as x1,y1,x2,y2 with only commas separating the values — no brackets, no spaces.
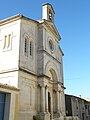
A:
42,3,55,22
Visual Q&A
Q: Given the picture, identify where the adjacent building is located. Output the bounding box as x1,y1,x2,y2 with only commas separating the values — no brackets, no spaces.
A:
0,3,66,120
83,98,90,120
65,94,90,120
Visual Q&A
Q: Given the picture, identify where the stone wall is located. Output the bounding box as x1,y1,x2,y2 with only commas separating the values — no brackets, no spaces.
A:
64,116,80,120
17,70,37,120
19,19,38,74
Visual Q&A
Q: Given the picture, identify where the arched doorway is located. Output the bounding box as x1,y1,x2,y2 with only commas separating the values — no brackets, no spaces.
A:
48,68,58,81
48,92,51,113
47,68,59,118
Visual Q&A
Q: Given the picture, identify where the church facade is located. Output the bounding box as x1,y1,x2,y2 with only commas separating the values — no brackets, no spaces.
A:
0,3,66,120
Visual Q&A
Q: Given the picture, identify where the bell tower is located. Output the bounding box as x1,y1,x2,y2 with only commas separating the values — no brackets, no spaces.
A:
42,3,55,22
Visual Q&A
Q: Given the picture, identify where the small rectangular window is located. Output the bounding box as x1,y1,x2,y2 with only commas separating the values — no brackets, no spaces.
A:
3,35,7,49
25,39,27,53
30,41,32,56
24,37,33,57
24,38,28,56
8,34,11,48
3,34,12,51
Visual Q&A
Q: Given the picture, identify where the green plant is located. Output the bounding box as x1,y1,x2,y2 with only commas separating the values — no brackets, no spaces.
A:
33,115,40,120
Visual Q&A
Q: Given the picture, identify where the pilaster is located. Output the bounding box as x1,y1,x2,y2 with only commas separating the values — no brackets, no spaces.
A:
41,86,45,112
45,86,48,112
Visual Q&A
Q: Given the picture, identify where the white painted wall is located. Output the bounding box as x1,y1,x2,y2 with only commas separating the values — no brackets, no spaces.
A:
0,20,21,72
0,71,18,87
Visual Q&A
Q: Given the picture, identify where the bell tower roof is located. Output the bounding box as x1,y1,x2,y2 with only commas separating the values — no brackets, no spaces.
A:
42,3,55,23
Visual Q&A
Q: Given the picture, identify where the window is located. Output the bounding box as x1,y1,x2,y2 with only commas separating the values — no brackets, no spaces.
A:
49,10,52,21
3,35,7,49
49,40,54,52
8,34,11,48
24,37,33,57
25,38,28,53
29,41,32,56
85,105,87,109
3,34,12,51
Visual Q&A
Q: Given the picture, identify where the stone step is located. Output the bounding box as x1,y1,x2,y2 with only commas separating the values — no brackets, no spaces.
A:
53,113,60,119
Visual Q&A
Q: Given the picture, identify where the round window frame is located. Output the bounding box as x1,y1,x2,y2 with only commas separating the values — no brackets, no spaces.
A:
48,39,54,53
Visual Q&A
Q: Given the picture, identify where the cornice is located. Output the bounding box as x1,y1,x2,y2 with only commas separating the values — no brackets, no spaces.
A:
0,14,39,26
0,14,22,26
42,3,55,14
38,19,60,41
0,83,19,91
37,49,62,64
38,74,50,80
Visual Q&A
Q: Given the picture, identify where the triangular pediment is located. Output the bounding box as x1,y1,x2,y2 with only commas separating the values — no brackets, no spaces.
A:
44,20,61,40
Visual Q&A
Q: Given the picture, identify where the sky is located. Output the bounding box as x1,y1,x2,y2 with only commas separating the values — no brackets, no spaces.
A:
0,0,90,98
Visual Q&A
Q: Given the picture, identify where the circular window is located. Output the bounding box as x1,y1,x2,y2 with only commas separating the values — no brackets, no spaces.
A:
49,40,54,52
